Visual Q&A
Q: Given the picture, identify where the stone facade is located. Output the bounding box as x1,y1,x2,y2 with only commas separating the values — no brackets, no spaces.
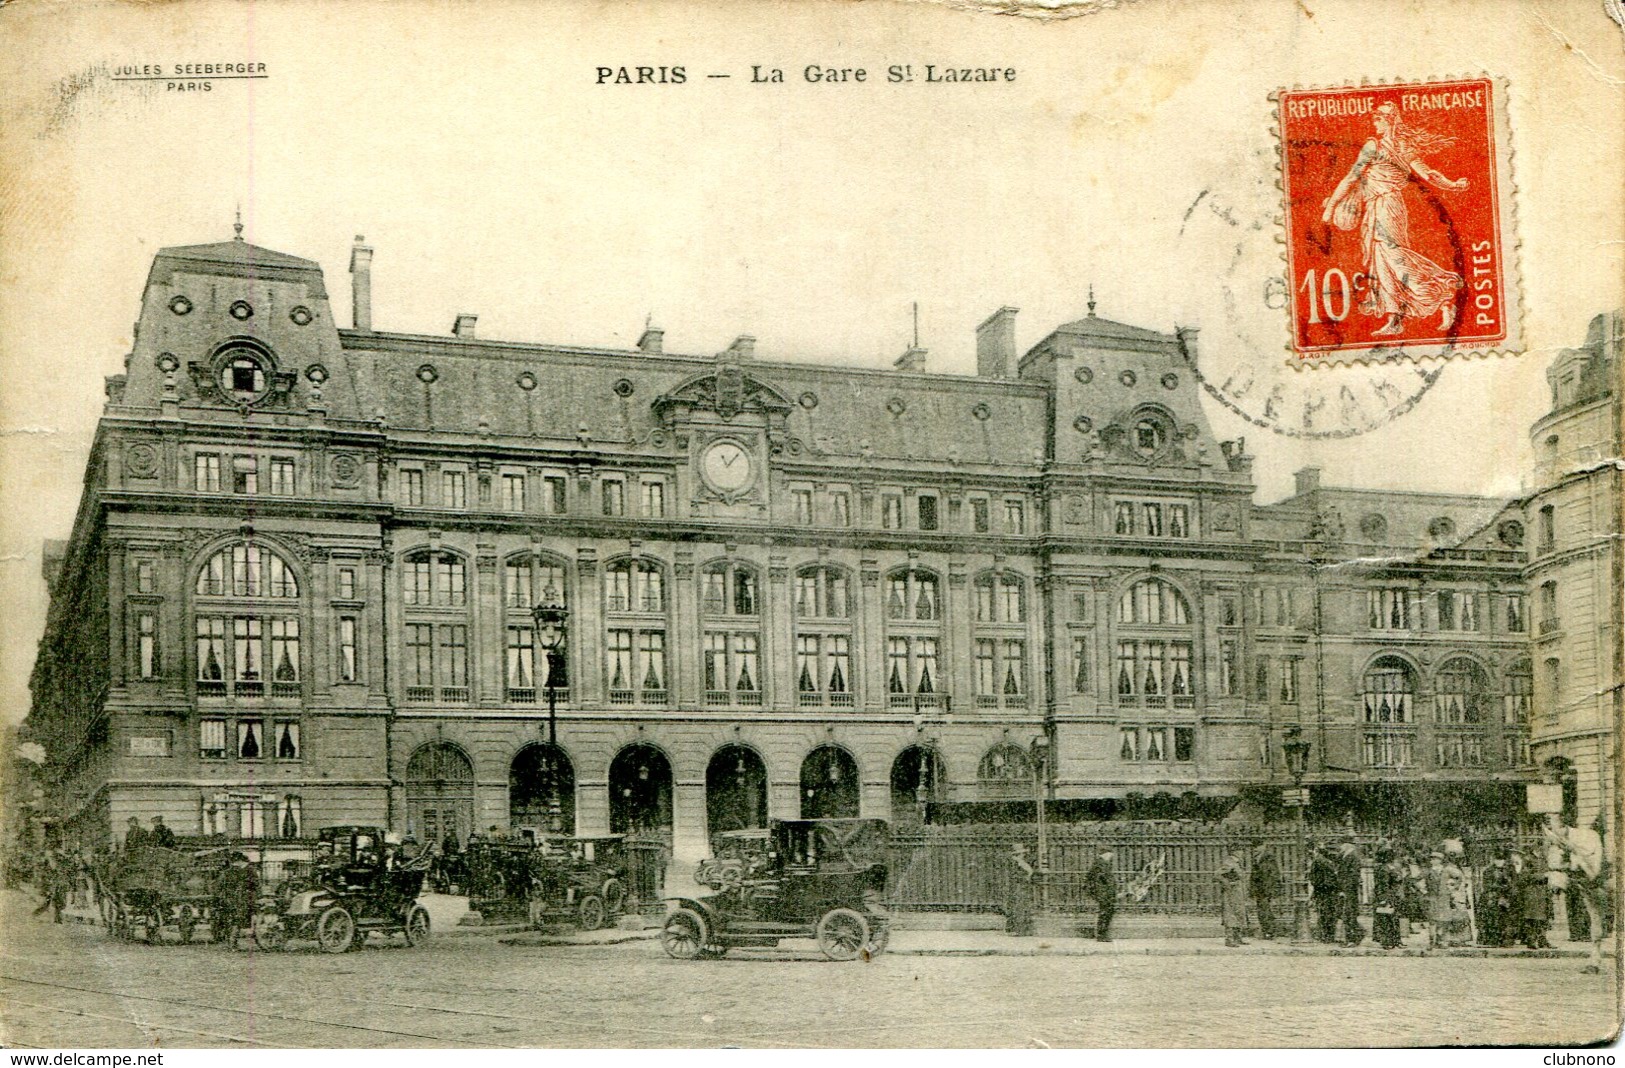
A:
26,235,1548,864
1523,312,1622,838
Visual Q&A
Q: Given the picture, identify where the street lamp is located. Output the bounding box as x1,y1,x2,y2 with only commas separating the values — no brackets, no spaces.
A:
532,587,569,833
1282,725,1314,943
1030,734,1051,914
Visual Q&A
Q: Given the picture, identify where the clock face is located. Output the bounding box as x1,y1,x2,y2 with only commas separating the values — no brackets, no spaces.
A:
701,440,753,493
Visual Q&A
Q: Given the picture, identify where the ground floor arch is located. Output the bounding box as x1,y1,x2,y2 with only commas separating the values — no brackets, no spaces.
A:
801,744,860,819
890,745,947,825
405,741,475,850
706,744,768,840
609,743,673,835
510,743,575,834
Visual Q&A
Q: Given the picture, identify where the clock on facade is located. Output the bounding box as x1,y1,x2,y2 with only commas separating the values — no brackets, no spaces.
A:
701,439,754,494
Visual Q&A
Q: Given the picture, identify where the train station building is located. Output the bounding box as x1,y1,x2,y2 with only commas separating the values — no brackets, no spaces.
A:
25,231,1572,866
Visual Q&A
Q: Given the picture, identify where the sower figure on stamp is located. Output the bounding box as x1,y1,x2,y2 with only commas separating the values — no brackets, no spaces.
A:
1249,839,1282,940
1320,102,1468,336
1084,848,1117,942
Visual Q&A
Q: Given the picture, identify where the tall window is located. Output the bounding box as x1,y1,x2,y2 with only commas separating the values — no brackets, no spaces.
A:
502,472,527,512
605,558,667,706
1434,657,1488,724
502,553,569,702
1539,581,1559,633
337,616,358,682
1116,578,1196,709
443,469,467,509
401,550,471,703
403,469,425,506
1003,499,1026,534
917,495,939,531
701,562,763,707
193,543,301,699
1538,504,1555,552
640,480,666,517
971,498,990,533
270,457,296,496
543,474,568,514
882,494,904,530
195,453,221,492
1278,657,1299,705
795,566,853,708
1361,656,1415,724
231,456,258,495
602,478,626,517
1219,639,1240,696
1071,635,1090,693
830,489,852,527
886,567,945,709
1503,660,1532,724
1169,505,1190,538
974,571,1028,708
1114,502,1135,535
1504,593,1526,632
136,613,158,679
1368,588,1413,630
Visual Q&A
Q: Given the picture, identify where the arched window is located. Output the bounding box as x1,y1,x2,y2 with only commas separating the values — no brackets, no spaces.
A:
1115,578,1196,710
701,561,762,708
405,742,474,847
503,552,570,704
401,549,471,704
800,746,859,819
977,742,1032,799
1433,657,1489,724
885,567,945,710
891,746,947,825
610,743,673,834
604,558,668,707
974,571,1029,710
795,566,853,709
510,743,574,834
707,745,767,836
193,541,302,699
1361,656,1415,725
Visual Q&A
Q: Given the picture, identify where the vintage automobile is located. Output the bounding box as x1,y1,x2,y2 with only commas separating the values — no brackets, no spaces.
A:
249,825,431,953
662,818,891,961
525,835,629,930
97,846,233,944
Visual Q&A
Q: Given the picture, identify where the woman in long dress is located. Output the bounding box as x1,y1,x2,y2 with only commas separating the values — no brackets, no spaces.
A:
1320,102,1470,337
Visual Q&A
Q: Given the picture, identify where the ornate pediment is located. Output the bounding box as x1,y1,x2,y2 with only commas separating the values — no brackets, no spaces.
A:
652,366,794,426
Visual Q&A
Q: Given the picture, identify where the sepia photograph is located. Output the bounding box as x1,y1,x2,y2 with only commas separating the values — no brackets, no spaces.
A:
0,0,1619,1053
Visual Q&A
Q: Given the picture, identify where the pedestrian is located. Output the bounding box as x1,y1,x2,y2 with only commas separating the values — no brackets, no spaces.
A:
31,849,66,923
1509,851,1551,949
1442,849,1471,946
1218,849,1249,947
212,854,256,947
150,815,177,850
1084,847,1117,942
1480,854,1511,947
1424,851,1451,948
122,816,150,852
1372,844,1405,949
1335,837,1365,945
1249,840,1282,940
1308,841,1339,942
1005,843,1035,936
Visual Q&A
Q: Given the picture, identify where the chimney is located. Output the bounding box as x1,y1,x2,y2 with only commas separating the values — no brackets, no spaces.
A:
1294,467,1322,496
976,306,1019,378
348,235,373,332
893,346,928,372
452,314,478,339
725,335,756,360
637,325,664,354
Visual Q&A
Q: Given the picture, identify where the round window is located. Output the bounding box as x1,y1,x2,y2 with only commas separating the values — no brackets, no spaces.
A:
217,347,269,401
1497,520,1524,548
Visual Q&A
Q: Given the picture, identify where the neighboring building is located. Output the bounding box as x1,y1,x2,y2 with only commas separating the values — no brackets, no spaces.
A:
1524,312,1622,839
23,233,1540,865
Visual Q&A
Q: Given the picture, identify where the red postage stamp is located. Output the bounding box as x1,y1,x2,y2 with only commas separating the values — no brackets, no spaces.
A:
1277,76,1519,362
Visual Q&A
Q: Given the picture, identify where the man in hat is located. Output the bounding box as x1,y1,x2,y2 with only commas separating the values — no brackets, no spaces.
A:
149,815,177,850
1248,839,1282,940
1218,849,1249,947
1479,854,1512,947
1335,837,1365,946
1509,850,1552,949
1308,840,1339,942
122,816,150,853
1084,847,1118,942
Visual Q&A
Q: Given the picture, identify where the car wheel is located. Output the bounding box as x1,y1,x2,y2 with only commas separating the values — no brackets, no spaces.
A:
253,916,286,952
317,906,356,954
578,894,606,931
661,907,707,960
816,907,870,962
403,905,431,947
601,878,627,916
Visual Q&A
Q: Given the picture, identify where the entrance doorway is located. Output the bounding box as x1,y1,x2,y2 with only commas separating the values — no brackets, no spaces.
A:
609,743,673,835
405,742,475,850
510,743,575,835
890,745,946,826
800,745,860,819
706,745,768,841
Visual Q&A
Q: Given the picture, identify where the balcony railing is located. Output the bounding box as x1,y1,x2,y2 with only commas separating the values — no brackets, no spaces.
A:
196,678,303,699
1539,618,1561,635
978,694,1030,709
705,690,764,708
888,692,951,712
609,689,667,706
508,687,537,704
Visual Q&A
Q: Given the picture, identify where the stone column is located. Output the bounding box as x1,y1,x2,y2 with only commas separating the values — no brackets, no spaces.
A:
673,551,699,707
476,545,501,705
767,555,791,711
573,548,602,706
859,557,883,712
947,557,971,711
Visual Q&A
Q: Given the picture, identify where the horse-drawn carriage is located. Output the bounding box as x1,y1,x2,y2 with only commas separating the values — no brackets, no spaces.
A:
97,846,239,944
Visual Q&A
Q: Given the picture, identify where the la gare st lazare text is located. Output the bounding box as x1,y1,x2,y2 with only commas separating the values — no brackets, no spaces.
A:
594,64,1017,85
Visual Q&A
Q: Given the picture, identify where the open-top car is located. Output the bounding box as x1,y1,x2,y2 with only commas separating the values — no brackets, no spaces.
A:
250,825,430,953
662,818,890,961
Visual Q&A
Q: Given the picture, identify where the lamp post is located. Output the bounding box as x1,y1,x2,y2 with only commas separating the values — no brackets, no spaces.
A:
1030,734,1051,914
532,588,569,834
1282,725,1314,943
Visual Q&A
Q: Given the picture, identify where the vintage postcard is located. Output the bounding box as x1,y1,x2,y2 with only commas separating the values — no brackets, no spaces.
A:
0,0,1620,1055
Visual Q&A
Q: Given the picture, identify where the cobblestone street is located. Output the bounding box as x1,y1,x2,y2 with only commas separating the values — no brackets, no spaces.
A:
0,892,1617,1049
